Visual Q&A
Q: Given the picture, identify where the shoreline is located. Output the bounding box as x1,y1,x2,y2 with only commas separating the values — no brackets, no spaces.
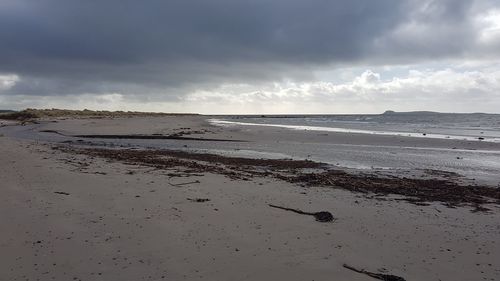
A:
209,118,500,143
3,115,500,186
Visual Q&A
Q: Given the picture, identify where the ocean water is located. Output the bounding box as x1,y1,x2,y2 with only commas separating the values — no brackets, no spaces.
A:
211,112,500,142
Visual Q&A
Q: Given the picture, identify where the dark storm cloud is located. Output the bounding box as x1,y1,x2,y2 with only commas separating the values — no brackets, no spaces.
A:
0,0,498,96
1,1,401,64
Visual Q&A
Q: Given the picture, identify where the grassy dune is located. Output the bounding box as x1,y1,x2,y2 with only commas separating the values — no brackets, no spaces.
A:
0,108,198,120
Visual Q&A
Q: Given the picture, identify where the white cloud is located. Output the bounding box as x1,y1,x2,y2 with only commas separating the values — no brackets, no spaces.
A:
0,74,19,90
1,67,499,114
180,68,500,113
476,8,500,46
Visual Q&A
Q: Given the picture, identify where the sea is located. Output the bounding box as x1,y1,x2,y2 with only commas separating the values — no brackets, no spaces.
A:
210,111,500,143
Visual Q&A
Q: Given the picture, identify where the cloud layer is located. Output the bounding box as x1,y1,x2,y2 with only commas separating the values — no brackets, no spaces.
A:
3,67,499,114
0,0,499,112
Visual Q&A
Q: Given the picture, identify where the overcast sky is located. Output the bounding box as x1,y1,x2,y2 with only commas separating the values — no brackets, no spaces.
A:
1,0,500,113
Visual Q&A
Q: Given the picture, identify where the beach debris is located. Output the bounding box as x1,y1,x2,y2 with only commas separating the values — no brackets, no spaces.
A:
54,191,70,195
343,264,406,281
169,180,200,187
284,170,500,210
269,204,334,222
187,198,210,203
39,129,62,134
471,204,490,213
55,146,500,211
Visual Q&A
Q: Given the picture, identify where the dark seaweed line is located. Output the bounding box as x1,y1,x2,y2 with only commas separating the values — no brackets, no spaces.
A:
39,129,246,142
73,134,246,142
56,146,500,211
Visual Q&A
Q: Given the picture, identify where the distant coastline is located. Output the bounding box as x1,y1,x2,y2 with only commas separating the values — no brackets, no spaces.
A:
2,108,500,120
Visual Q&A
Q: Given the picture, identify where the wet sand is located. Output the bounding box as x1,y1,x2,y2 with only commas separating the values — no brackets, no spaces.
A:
0,115,499,281
32,116,500,186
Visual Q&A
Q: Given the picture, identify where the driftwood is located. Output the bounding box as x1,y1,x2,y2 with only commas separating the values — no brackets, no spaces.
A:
187,198,210,203
269,204,334,222
343,264,406,281
54,191,70,195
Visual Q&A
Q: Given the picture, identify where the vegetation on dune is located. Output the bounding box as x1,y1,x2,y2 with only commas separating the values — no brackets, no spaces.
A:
0,108,198,120
0,110,38,121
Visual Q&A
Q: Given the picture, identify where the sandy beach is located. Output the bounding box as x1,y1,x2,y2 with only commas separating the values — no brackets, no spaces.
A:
3,1,500,280
1,114,499,281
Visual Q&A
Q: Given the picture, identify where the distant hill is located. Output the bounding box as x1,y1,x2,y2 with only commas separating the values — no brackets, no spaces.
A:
382,110,495,115
383,110,440,115
0,110,16,113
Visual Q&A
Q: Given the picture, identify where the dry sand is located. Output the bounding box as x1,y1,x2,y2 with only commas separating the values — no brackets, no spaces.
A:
0,116,499,281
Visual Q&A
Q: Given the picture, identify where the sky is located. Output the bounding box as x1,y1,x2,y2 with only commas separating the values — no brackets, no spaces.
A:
1,0,500,114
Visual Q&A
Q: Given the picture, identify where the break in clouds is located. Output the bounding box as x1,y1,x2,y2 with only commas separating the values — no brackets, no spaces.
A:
1,0,500,113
